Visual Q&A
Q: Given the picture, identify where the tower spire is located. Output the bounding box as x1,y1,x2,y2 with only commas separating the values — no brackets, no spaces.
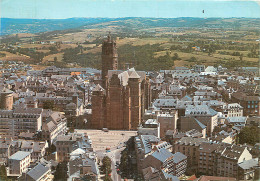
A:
108,32,111,42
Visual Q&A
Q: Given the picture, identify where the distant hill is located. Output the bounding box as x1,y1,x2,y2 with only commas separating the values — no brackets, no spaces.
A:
0,18,115,35
1,17,260,36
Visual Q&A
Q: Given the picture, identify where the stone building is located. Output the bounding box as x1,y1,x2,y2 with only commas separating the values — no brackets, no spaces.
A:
7,151,31,177
0,87,13,110
92,35,151,130
0,108,43,140
174,137,208,174
142,149,187,178
55,133,92,163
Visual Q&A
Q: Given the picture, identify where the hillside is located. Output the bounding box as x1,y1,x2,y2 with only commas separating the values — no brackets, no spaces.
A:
1,17,260,36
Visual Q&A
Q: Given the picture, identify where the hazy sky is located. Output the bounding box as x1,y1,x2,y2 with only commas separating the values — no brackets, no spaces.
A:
1,0,260,19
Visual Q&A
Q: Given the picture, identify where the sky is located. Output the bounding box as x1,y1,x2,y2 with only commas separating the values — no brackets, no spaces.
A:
1,0,260,19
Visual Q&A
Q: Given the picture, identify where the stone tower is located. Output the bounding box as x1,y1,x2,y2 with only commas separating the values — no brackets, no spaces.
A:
0,87,13,110
91,84,106,129
72,92,78,108
101,33,118,89
106,74,124,129
128,70,142,129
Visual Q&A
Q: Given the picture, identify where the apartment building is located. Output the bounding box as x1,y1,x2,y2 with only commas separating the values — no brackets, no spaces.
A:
8,151,31,176
174,137,208,174
185,105,218,136
218,103,243,117
41,110,67,144
9,140,48,162
180,116,207,138
55,133,92,162
215,144,252,178
197,142,256,180
231,92,260,116
157,112,178,139
18,163,53,181
0,108,43,139
135,135,171,173
142,149,187,178
137,119,160,137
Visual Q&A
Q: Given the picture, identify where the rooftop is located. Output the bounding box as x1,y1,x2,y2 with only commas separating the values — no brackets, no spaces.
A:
9,151,30,160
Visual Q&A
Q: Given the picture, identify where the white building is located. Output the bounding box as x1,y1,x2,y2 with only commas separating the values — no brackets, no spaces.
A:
8,151,31,177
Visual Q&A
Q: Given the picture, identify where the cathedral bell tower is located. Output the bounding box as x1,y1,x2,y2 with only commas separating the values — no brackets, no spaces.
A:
101,33,118,89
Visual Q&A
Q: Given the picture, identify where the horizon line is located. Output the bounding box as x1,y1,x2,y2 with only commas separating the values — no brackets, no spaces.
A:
2,16,260,20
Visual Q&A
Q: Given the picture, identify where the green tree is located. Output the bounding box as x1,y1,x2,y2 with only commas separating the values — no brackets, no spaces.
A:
101,156,112,173
0,165,7,181
43,100,54,110
54,57,58,62
46,144,56,155
53,162,68,181
238,126,260,145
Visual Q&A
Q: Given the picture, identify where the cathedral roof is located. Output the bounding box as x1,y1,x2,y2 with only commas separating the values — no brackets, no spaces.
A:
108,69,146,86
129,70,141,79
93,84,104,92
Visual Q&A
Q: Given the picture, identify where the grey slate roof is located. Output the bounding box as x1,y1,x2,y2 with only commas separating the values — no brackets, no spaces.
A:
177,137,208,146
238,158,259,170
152,148,186,164
161,170,180,181
227,117,247,123
195,118,207,129
27,163,50,181
152,148,174,162
172,152,187,163
185,105,218,116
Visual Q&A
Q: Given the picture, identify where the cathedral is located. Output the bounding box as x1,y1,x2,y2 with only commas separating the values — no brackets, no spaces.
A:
92,34,151,130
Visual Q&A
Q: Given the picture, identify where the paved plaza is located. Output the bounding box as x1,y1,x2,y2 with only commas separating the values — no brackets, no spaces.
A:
75,129,137,152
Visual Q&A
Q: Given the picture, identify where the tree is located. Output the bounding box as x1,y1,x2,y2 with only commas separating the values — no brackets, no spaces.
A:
81,174,96,181
239,53,243,61
46,144,56,155
238,126,260,145
0,165,7,181
53,161,68,181
101,156,112,181
43,100,54,110
101,156,112,174
103,174,113,181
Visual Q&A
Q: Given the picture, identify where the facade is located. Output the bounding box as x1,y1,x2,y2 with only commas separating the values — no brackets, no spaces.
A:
157,112,178,139
231,92,260,116
9,140,47,163
0,140,11,164
185,105,218,136
135,135,171,172
174,137,208,174
138,119,160,137
142,149,187,177
92,35,151,130
197,142,256,180
180,116,207,138
41,111,67,144
18,163,53,181
193,65,205,73
218,103,243,117
55,133,92,163
0,108,43,139
8,151,31,176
